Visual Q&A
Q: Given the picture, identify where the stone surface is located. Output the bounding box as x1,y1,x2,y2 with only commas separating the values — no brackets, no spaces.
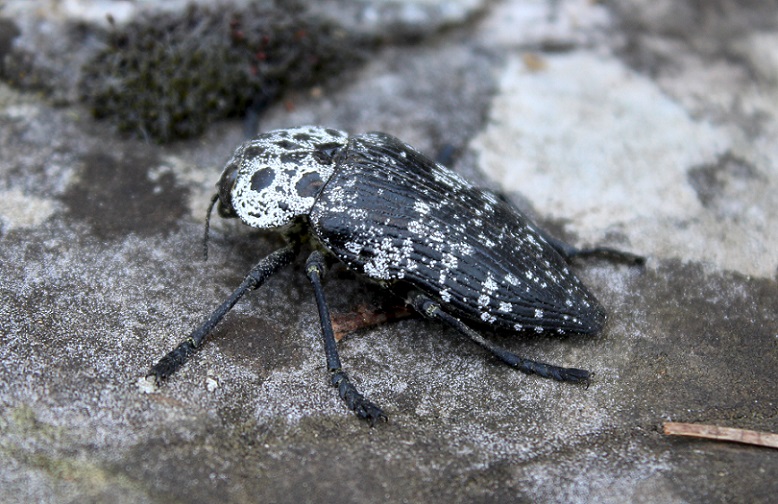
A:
1,1,777,503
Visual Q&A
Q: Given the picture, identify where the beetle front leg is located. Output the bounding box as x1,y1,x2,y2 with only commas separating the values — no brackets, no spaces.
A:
147,243,297,384
409,292,590,384
305,251,387,425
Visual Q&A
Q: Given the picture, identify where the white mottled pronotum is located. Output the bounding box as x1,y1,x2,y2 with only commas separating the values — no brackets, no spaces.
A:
221,126,348,229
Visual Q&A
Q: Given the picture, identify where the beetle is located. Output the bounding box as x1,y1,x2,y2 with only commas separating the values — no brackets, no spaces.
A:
147,125,643,424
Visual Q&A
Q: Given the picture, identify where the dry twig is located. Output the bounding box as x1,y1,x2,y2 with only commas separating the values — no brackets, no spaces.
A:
663,422,778,449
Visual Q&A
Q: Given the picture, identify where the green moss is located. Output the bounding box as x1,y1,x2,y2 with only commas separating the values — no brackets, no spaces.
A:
80,2,373,142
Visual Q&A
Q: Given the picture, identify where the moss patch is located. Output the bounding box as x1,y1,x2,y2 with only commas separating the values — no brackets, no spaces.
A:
80,2,373,142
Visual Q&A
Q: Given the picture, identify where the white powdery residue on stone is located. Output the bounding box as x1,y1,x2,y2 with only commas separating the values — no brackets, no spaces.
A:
471,52,778,278
0,189,59,231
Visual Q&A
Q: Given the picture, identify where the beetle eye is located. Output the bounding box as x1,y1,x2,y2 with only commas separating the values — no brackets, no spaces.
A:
217,163,239,217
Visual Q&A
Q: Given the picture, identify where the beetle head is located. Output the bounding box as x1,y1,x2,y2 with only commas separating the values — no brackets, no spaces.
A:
215,126,348,229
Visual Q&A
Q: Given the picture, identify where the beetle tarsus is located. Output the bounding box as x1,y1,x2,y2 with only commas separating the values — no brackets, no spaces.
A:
147,338,197,384
506,355,590,384
538,230,645,266
332,370,387,425
570,246,645,266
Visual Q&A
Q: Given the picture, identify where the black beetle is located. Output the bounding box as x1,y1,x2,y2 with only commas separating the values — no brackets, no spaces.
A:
148,125,643,424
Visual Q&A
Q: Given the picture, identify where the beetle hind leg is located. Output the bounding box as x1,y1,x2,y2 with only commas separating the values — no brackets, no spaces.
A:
409,292,590,384
306,251,387,425
538,230,645,266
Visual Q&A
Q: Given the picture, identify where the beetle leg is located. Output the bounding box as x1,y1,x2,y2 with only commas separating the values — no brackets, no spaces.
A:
305,251,388,425
147,243,297,384
409,292,590,384
535,228,645,265
489,190,644,265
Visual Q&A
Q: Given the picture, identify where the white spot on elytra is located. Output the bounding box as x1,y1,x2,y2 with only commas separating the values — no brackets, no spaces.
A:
442,253,458,269
479,234,496,248
483,274,498,293
451,243,474,256
408,220,425,235
414,201,431,215
345,242,363,255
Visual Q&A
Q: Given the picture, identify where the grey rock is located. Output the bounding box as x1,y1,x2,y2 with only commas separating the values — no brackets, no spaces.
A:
1,1,776,503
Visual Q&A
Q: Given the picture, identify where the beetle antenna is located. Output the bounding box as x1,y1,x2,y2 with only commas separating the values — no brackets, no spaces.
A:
203,193,220,262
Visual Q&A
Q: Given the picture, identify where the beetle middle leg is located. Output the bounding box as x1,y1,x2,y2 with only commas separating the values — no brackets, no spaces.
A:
409,292,590,384
305,251,388,425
